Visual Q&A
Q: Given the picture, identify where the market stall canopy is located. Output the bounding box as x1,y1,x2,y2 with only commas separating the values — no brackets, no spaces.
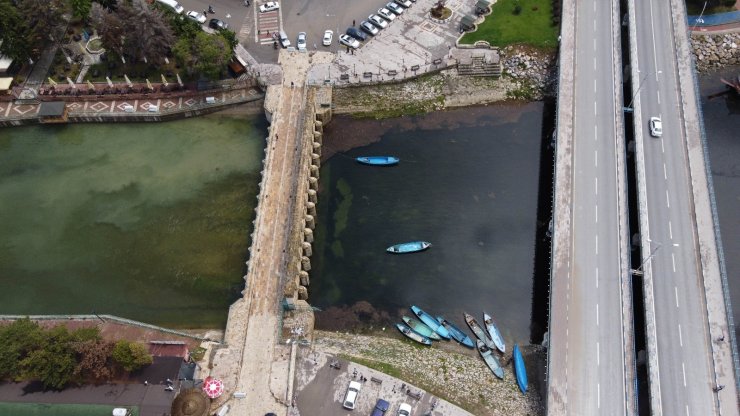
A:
202,376,224,399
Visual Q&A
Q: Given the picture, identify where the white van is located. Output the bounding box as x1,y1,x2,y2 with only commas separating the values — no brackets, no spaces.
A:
155,0,184,14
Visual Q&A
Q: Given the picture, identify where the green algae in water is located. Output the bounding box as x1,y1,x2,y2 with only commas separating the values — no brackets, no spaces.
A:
0,114,266,328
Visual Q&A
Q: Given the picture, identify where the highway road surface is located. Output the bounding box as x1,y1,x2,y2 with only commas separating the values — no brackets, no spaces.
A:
548,0,634,413
631,1,738,415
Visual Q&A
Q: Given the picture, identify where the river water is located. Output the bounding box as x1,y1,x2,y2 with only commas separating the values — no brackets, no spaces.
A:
310,103,546,345
0,114,267,327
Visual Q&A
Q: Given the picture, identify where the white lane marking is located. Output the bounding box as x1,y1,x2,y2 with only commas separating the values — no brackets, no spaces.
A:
595,177,598,195
595,150,598,167
682,362,687,386
597,341,600,365
594,78,597,92
597,383,601,409
596,267,599,288
657,89,661,105
595,204,598,223
675,286,679,308
595,234,598,255
669,221,673,239
648,0,659,72
678,323,683,347
686,404,690,416
663,163,667,179
661,138,665,153
597,304,600,326
672,253,676,272
594,100,597,114
666,190,670,208
595,124,598,141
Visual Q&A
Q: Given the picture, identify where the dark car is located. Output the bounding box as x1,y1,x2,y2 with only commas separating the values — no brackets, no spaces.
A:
371,399,390,416
209,18,228,30
346,27,367,42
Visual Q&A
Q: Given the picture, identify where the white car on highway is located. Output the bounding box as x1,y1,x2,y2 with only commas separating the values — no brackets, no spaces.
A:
377,7,396,21
322,30,333,46
259,1,279,12
186,11,206,24
368,14,388,29
649,116,663,137
339,34,360,49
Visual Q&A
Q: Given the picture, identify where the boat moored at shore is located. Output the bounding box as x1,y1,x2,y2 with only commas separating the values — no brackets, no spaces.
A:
356,156,400,166
402,315,442,341
436,316,475,348
386,241,432,254
483,312,505,353
513,344,528,393
411,306,451,339
464,313,495,350
396,322,432,346
477,340,504,379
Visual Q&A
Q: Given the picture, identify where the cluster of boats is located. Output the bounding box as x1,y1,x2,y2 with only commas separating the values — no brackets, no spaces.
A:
395,305,528,394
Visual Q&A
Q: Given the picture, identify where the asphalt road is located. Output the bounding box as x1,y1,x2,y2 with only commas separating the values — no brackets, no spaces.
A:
556,0,632,413
633,2,721,415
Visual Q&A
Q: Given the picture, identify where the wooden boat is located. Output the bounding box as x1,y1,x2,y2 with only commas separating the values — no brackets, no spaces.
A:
411,306,450,339
396,323,432,346
356,156,400,166
386,241,432,254
477,340,504,379
401,315,442,341
464,312,495,349
483,312,506,353
436,316,475,348
513,344,528,393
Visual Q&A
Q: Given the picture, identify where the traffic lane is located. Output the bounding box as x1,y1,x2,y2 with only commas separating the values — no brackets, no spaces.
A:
177,0,248,31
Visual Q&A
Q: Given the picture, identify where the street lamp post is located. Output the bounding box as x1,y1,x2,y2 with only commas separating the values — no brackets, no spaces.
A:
691,1,708,32
625,70,661,112
631,240,662,276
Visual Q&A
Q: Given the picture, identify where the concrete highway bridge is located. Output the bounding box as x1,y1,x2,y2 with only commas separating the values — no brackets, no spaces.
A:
547,0,739,414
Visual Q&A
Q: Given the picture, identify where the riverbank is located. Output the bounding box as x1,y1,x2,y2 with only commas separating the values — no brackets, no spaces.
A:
298,330,544,415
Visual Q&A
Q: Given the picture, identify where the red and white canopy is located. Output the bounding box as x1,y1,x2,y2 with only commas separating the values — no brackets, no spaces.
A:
202,376,224,399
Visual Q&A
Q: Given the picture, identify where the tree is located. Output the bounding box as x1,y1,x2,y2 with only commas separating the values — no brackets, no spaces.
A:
173,31,233,80
74,339,114,382
0,0,33,62
20,325,77,390
19,0,68,51
93,0,117,10
70,0,92,22
111,340,152,372
0,318,45,380
91,2,125,57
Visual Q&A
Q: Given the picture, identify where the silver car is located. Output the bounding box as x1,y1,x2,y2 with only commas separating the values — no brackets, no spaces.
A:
339,34,360,49
377,7,396,21
368,14,388,29
649,116,663,138
360,21,379,36
386,2,404,14
395,0,412,7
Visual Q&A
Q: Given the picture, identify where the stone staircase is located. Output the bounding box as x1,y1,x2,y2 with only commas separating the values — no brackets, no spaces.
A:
456,55,502,77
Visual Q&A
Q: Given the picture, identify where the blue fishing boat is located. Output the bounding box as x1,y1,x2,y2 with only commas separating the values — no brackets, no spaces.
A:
396,323,432,346
386,241,432,254
401,315,442,341
513,344,528,393
436,316,475,348
483,312,506,353
477,340,505,379
356,156,400,166
464,313,495,350
410,306,450,339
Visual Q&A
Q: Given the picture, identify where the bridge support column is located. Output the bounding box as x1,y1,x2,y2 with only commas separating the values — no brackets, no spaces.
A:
310,165,319,180
313,131,323,145
312,141,321,156
311,153,320,164
307,189,317,204
302,242,312,257
301,256,311,271
305,214,315,230
306,201,316,217
303,228,314,243
297,285,308,300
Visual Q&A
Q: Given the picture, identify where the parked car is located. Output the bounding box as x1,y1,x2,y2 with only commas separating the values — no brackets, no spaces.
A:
368,14,388,29
186,11,206,24
360,21,379,36
208,18,228,30
346,27,367,42
397,403,412,416
259,1,280,12
377,7,396,21
649,116,663,137
395,0,413,7
371,399,390,416
342,381,362,410
339,34,360,49
386,2,404,14
297,32,307,51
322,30,333,46
278,30,290,48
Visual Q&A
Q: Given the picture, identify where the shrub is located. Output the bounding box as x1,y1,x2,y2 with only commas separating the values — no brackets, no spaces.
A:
513,4,522,14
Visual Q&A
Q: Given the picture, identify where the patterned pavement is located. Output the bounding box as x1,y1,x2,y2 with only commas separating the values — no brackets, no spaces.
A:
257,9,281,45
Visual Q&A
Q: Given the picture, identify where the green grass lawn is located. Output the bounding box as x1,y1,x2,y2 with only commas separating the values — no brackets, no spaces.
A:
460,0,559,50
0,403,139,416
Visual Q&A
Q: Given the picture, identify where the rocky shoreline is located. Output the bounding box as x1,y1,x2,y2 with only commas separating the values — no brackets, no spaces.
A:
305,330,545,415
692,32,740,72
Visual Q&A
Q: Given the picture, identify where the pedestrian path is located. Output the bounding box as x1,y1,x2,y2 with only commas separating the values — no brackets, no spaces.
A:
257,10,281,45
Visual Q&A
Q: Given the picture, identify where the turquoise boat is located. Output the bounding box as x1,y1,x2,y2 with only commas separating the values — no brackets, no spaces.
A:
477,340,504,379
396,323,432,346
513,344,528,393
483,312,506,353
401,315,442,341
411,306,450,339
464,312,495,350
387,241,432,254
356,156,400,166
436,316,475,348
